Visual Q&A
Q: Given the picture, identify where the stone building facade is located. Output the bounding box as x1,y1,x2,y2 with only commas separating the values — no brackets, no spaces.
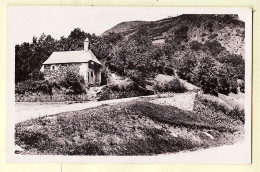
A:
41,38,102,86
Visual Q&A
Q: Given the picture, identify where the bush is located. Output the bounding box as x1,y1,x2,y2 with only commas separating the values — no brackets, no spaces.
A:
30,70,44,81
218,77,231,95
201,33,207,37
15,80,52,95
59,71,85,94
126,69,147,87
100,71,108,85
189,41,202,51
201,75,219,96
154,78,187,93
177,54,198,82
192,57,219,96
228,107,245,123
97,82,152,101
15,92,91,102
203,40,225,56
174,26,189,43
238,80,245,93
208,33,218,39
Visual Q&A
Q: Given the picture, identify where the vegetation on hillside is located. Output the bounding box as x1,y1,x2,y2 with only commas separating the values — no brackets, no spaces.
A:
15,14,245,99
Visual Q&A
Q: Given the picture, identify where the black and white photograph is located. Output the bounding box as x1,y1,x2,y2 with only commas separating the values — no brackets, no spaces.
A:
6,6,252,163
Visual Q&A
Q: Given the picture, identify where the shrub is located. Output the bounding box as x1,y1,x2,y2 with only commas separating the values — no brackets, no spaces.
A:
100,71,108,86
200,75,219,96
15,80,52,95
238,80,245,93
201,33,207,37
193,57,219,96
67,143,105,155
126,69,147,87
163,66,174,75
205,22,214,32
15,92,91,102
203,40,225,56
59,71,85,94
189,40,203,51
177,54,198,82
174,26,189,43
218,77,231,95
154,78,187,93
208,33,218,39
15,131,51,151
97,82,152,101
30,70,44,81
228,107,245,123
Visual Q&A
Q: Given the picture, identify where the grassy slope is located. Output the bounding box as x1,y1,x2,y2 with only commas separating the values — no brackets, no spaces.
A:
15,94,244,155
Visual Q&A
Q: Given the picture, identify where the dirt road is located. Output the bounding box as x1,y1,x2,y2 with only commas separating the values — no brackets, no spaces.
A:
15,92,199,123
15,96,141,123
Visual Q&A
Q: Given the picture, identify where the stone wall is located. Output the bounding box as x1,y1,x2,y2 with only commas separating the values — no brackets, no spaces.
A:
43,62,102,85
43,63,81,83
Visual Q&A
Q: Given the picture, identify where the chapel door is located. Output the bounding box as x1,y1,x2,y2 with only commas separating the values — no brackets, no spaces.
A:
88,71,94,85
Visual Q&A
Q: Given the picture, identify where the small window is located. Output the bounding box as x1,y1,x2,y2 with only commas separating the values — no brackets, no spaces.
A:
91,71,93,77
51,65,56,70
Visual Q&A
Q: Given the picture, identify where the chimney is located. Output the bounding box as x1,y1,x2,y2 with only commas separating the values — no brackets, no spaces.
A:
84,38,90,51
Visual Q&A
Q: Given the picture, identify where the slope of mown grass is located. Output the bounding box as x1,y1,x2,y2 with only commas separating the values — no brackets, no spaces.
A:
130,97,243,133
15,94,244,155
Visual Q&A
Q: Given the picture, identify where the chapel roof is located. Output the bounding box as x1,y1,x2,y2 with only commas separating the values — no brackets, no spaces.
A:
43,50,102,65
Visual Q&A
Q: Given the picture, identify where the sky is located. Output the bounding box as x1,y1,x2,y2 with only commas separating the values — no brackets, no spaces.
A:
7,6,248,44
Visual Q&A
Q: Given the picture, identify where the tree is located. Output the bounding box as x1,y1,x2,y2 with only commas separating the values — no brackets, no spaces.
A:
131,26,151,46
203,40,225,56
177,51,198,82
193,57,218,96
174,25,189,43
217,65,232,95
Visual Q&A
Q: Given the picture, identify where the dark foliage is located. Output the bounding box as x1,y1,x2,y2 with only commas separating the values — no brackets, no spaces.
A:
15,28,97,83
15,126,54,152
123,128,195,155
15,80,52,95
66,143,105,155
177,52,198,82
154,78,187,93
15,14,245,97
174,25,189,43
189,40,203,51
97,83,151,101
59,71,85,94
203,40,225,56
193,57,219,96
228,107,245,123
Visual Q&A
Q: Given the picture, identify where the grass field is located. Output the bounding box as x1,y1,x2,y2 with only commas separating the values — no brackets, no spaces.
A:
15,94,244,155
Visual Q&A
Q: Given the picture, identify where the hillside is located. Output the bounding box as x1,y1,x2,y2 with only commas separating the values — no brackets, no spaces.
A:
98,14,245,97
15,93,244,155
14,14,246,157
101,21,149,37
102,14,245,57
15,14,245,100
